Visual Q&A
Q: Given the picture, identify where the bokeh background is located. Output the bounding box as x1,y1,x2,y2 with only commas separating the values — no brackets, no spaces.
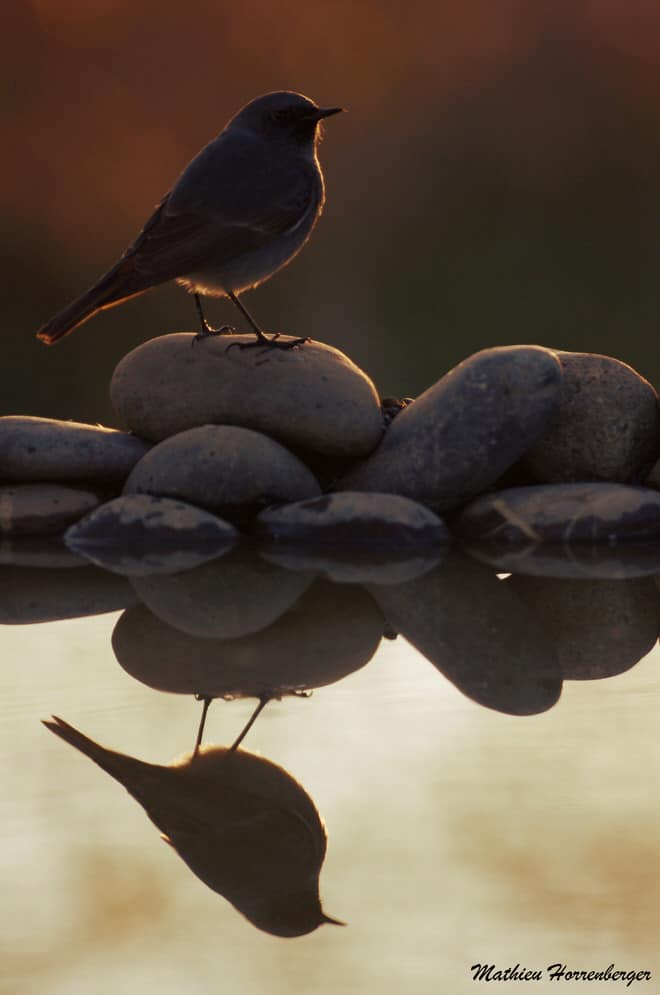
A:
4,0,660,425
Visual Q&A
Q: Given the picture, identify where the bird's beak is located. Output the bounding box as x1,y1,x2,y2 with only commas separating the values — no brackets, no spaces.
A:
314,106,345,120
322,913,347,926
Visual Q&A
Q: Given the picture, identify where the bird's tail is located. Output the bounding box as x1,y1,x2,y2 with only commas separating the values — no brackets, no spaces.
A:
36,256,149,345
42,715,148,785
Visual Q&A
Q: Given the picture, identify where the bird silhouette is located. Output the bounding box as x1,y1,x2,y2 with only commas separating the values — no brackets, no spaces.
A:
43,716,344,936
36,91,342,347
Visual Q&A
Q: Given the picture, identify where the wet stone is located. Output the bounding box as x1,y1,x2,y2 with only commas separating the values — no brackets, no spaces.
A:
0,416,150,484
123,425,321,518
457,483,660,543
65,494,239,576
255,492,450,550
507,575,658,680
112,579,383,699
0,484,102,535
110,332,384,457
341,345,562,512
523,352,660,483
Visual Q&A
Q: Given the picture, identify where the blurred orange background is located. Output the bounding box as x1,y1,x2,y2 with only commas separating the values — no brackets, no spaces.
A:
4,0,660,425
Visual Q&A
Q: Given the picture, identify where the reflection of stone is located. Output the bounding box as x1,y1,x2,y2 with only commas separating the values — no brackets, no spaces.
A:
256,491,449,550
370,553,561,715
260,546,444,586
111,332,383,456
463,541,660,580
0,416,150,484
65,494,238,576
130,545,314,639
0,565,137,623
0,483,102,535
0,536,84,568
113,579,383,697
43,717,343,937
506,575,658,680
340,346,562,511
523,353,659,484
458,483,660,543
124,425,321,517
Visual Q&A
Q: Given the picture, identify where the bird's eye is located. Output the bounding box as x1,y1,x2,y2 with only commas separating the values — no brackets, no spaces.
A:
271,109,289,124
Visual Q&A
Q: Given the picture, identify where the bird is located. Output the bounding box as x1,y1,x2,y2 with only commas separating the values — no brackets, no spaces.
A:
36,91,343,349
43,715,345,936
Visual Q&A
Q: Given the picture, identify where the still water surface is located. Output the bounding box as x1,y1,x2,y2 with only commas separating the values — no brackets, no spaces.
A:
2,547,659,994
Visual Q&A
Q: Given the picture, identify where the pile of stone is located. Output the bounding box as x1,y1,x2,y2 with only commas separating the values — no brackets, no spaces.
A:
3,332,660,573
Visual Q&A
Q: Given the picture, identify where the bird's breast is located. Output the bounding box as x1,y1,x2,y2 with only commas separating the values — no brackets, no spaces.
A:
181,180,323,298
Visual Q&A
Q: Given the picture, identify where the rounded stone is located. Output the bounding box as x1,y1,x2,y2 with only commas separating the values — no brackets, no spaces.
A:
123,425,321,516
0,416,150,483
522,352,660,483
340,345,562,512
507,575,658,680
112,579,383,699
0,484,102,535
255,491,450,550
130,545,315,639
370,552,561,715
457,483,660,543
110,332,384,457
0,565,137,623
65,494,239,575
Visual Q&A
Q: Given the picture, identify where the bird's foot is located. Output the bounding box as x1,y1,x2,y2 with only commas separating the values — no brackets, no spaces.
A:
227,331,310,353
192,323,236,347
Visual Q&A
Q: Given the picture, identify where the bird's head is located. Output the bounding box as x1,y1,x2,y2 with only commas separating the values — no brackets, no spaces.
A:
229,91,344,148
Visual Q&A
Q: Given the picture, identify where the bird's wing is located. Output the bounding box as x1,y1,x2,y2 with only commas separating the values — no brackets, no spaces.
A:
126,132,319,283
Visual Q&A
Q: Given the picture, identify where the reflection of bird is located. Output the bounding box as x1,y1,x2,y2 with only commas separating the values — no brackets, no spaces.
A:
36,91,343,348
43,716,344,937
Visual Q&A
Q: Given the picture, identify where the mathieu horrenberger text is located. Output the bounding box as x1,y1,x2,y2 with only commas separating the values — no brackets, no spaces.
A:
470,964,652,987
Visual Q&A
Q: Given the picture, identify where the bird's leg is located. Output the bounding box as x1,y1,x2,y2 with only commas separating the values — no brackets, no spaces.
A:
193,293,236,343
228,291,264,336
193,695,213,756
227,291,309,351
229,696,270,752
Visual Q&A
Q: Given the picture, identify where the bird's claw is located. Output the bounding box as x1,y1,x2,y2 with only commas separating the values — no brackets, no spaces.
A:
227,332,310,353
192,324,236,347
